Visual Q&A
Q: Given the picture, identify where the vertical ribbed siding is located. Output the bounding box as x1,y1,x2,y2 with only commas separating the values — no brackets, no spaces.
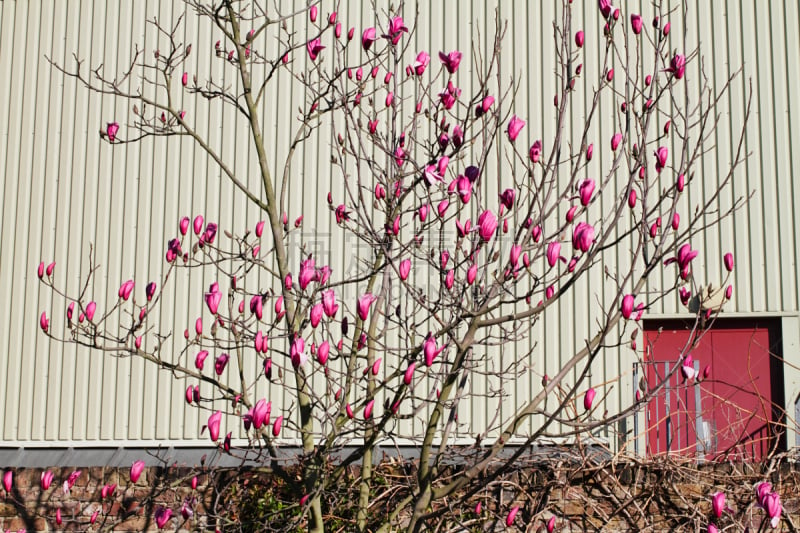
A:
0,0,798,445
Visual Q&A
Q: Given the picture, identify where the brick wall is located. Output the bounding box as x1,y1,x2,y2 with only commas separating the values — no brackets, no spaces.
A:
2,462,798,531
0,467,212,532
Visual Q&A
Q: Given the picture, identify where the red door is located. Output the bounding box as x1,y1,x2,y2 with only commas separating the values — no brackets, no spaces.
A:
644,320,781,460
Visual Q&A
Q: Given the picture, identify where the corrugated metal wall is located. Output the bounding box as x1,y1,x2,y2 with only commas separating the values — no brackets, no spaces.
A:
1,0,798,447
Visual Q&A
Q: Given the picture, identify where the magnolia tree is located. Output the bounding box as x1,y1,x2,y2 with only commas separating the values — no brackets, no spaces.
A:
25,0,774,531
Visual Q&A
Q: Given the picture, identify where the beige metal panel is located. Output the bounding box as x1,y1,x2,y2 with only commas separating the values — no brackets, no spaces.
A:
786,0,800,319
0,0,25,442
0,0,797,446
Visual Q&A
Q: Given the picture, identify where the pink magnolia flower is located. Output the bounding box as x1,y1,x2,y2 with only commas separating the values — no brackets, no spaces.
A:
207,411,222,441
424,164,443,185
357,293,377,321
547,516,556,533
655,146,669,173
708,525,719,533
529,140,543,163
584,388,596,410
3,471,12,493
670,53,686,79
500,189,515,210
665,243,699,280
361,27,377,50
335,204,350,223
440,250,450,270
479,95,495,114
185,385,195,405
155,506,173,529
579,179,595,206
399,259,411,280
452,125,464,148
477,210,498,241
385,16,408,45
456,218,472,238
438,50,462,73
251,399,270,429
119,279,135,301
467,264,478,285
62,469,81,495
101,483,116,499
364,399,375,419
306,38,324,60
39,312,49,332
214,353,229,375
631,14,643,34
130,461,145,483
298,258,317,290
724,252,734,272
291,336,308,367
403,362,416,386
310,303,323,328
444,270,454,289
317,341,330,365
506,505,520,526
423,335,445,366
575,30,584,47
272,415,283,436
681,355,697,380
205,285,221,315
106,122,120,142
509,244,522,267
85,301,97,321
317,264,331,285
437,199,450,218
204,222,218,243
507,115,525,141
765,492,782,528
439,81,461,110
322,290,339,317
412,51,430,75
756,482,772,507
40,470,54,490
547,241,563,268
611,132,623,151
621,294,635,319
572,222,595,253
456,175,472,203
180,498,194,519
712,491,725,519
309,5,317,22
194,350,209,371
418,204,430,222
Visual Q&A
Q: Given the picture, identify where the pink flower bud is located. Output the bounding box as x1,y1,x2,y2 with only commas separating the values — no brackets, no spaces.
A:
611,132,623,151
130,460,145,483
723,253,734,272
584,387,596,410
506,506,520,526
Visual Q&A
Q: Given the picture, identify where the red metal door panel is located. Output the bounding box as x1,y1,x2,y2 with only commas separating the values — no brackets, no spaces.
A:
644,321,778,461
707,328,773,459
644,327,708,456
